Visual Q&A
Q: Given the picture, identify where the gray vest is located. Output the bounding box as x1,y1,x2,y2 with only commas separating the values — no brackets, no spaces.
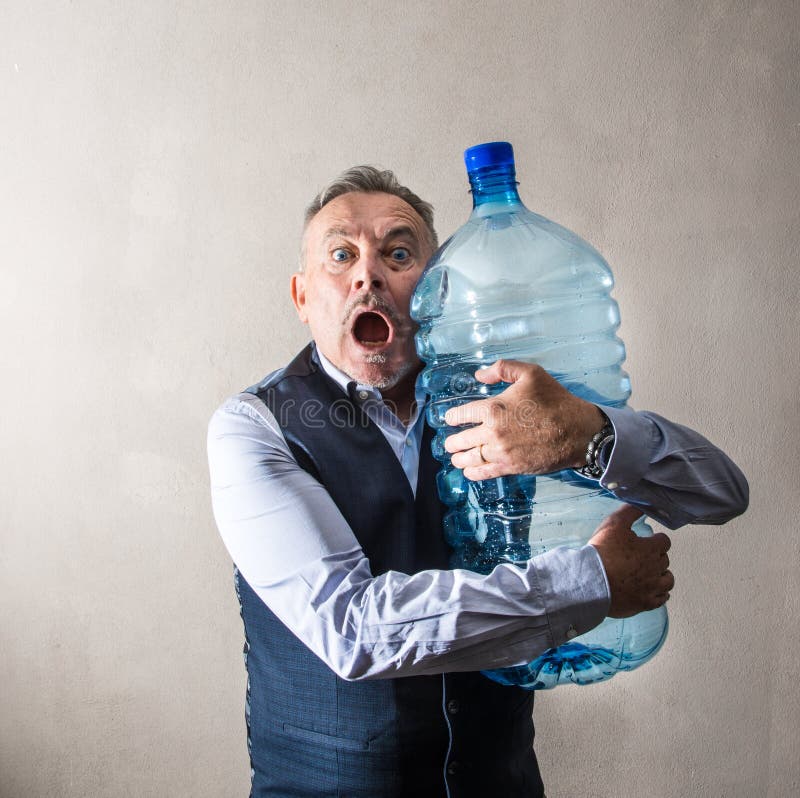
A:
236,344,544,797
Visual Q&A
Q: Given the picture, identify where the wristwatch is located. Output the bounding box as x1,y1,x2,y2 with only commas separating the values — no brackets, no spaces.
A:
576,412,615,479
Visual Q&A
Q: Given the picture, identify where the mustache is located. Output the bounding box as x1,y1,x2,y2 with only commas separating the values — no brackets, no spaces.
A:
343,293,406,328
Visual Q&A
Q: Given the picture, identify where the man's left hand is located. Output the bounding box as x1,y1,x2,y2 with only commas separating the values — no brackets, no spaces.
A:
443,359,605,481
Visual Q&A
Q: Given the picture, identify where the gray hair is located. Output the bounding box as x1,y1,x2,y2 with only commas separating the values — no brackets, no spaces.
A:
299,165,438,270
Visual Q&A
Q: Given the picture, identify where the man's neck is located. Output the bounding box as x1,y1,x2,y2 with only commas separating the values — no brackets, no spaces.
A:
379,370,420,426
314,346,420,426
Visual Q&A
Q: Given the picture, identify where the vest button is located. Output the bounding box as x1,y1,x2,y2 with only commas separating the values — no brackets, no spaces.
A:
447,761,460,776
358,390,369,400
447,699,460,714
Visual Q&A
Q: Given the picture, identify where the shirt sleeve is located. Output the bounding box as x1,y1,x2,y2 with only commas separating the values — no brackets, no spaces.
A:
207,393,610,681
598,406,749,530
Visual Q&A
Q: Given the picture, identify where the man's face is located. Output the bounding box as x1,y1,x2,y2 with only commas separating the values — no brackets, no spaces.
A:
291,191,433,391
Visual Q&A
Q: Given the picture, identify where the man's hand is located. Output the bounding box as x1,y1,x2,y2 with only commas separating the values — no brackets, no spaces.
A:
443,359,605,480
588,505,674,618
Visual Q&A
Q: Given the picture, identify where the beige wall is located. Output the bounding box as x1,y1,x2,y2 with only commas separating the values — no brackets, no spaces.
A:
2,1,797,796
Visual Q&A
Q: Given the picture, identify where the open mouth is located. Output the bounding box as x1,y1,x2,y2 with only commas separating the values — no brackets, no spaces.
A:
353,311,392,346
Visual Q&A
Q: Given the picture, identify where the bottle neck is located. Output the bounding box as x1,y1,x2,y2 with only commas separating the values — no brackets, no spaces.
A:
468,163,522,209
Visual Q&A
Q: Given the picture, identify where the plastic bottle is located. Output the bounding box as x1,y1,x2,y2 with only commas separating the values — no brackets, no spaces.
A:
411,141,668,689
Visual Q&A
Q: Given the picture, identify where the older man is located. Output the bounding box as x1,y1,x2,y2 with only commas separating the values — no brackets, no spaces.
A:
208,166,747,797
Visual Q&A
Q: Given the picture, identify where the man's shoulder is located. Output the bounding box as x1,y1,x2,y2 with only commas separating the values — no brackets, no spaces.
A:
209,343,326,436
208,346,310,426
209,391,277,435
244,343,318,398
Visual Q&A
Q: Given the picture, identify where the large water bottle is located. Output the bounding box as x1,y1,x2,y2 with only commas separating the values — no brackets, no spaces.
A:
411,141,668,689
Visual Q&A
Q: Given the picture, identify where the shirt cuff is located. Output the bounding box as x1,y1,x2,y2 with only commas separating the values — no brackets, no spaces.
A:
529,544,610,647
597,405,656,494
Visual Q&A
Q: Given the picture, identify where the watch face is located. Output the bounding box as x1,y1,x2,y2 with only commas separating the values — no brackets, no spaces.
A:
597,432,616,470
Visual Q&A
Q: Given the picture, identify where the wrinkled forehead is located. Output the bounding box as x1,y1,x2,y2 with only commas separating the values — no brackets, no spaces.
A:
305,192,430,248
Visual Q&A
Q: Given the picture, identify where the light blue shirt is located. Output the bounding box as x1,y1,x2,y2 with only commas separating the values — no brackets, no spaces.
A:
207,353,748,680
315,348,428,494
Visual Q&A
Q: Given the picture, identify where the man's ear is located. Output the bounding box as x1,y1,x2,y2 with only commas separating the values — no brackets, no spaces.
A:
290,272,308,323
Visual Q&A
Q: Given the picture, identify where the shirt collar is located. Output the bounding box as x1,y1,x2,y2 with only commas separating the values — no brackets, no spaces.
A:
315,347,427,408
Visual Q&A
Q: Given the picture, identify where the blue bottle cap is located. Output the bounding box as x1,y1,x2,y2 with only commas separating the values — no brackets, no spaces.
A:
464,141,515,172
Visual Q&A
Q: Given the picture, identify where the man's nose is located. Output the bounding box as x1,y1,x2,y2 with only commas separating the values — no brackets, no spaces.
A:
351,252,385,292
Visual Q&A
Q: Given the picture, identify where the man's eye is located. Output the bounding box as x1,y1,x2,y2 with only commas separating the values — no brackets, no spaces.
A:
331,248,350,262
389,247,411,262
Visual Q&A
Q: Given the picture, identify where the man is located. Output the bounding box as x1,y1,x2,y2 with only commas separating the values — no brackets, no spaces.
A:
208,166,747,797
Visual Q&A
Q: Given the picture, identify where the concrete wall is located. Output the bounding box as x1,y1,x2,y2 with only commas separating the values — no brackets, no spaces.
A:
2,1,797,795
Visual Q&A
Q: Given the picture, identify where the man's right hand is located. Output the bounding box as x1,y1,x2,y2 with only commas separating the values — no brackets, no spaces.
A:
588,504,674,618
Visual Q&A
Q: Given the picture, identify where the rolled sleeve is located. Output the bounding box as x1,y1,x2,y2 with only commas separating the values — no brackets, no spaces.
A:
597,405,749,529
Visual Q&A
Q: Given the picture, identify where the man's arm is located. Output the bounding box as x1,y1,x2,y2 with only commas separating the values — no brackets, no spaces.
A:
444,360,749,530
208,394,665,681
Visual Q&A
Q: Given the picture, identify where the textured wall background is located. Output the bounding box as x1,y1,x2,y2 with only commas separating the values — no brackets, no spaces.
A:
1,1,797,796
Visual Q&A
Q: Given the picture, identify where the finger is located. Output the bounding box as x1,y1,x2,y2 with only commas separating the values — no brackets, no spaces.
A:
646,593,670,610
473,359,529,386
444,398,490,427
652,531,672,552
444,426,483,454
647,573,674,603
652,590,671,606
603,503,645,530
461,462,506,482
451,446,488,470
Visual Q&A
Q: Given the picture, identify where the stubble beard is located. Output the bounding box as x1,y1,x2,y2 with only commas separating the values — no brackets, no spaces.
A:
359,351,417,391
343,291,419,391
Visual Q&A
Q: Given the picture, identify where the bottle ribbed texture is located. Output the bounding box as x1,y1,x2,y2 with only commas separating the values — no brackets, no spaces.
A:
411,142,668,689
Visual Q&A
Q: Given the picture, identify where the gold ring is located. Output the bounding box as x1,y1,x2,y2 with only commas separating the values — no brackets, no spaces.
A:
478,444,488,464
